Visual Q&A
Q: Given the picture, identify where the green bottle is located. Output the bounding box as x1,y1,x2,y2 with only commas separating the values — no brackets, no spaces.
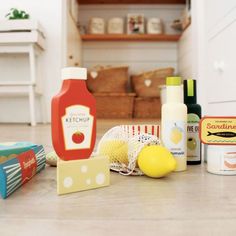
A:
184,79,202,165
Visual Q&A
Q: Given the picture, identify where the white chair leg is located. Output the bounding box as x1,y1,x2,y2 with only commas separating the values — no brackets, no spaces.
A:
40,96,47,124
29,86,36,126
29,45,37,126
29,44,36,84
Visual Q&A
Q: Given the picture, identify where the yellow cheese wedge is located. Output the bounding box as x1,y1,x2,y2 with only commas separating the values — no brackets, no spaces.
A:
57,155,110,195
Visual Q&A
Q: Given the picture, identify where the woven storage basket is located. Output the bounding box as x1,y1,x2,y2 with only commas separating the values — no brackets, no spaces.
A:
131,67,174,97
133,97,161,118
94,92,135,118
87,66,129,93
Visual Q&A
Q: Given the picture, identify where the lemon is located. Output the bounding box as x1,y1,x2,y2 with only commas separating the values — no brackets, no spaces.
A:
98,140,128,164
137,145,176,178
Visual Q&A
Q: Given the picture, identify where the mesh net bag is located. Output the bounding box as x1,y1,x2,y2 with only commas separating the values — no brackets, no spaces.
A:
96,125,161,175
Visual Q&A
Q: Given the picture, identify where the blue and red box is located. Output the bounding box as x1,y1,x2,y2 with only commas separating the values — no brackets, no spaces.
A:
0,142,46,199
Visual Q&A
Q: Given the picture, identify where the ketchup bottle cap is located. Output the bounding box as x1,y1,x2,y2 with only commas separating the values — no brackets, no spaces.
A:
62,67,87,80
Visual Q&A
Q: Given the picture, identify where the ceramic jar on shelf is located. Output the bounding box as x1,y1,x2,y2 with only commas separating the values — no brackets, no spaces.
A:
107,18,124,34
147,18,163,34
89,17,105,34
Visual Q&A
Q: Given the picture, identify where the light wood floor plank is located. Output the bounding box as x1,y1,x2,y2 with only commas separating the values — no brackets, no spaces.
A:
0,119,235,235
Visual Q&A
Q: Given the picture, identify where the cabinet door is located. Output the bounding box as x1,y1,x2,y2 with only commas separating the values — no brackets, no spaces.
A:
206,0,236,31
207,20,236,103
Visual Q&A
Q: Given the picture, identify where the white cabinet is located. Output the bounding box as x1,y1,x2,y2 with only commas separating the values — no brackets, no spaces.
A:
206,0,236,32
207,20,236,103
205,2,236,114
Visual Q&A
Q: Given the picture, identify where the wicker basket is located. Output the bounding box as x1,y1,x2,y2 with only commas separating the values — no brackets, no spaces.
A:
94,92,135,118
131,67,174,97
87,66,129,93
133,97,161,118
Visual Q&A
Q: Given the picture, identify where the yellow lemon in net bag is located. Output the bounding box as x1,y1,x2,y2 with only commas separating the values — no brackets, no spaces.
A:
137,145,176,178
98,140,128,164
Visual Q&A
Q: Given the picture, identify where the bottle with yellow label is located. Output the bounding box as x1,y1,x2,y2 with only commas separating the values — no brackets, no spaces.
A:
161,77,187,171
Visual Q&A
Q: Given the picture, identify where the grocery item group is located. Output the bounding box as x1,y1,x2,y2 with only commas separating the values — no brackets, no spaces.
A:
0,67,235,199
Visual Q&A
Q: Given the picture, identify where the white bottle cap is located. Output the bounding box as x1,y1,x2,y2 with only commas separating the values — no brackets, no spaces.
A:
61,67,87,80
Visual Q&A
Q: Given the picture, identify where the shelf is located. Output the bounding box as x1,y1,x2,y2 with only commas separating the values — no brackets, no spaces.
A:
78,0,185,4
81,34,181,42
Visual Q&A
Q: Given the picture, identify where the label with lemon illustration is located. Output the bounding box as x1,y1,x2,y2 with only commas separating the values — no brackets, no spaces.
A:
162,121,186,158
187,113,200,161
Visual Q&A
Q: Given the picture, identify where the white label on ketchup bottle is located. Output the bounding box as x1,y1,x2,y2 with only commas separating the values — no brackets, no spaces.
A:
62,105,94,150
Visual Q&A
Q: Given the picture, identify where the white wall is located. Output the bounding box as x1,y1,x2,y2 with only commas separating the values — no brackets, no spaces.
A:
79,4,184,75
83,41,178,75
0,0,63,123
178,26,192,79
190,0,208,115
65,3,83,67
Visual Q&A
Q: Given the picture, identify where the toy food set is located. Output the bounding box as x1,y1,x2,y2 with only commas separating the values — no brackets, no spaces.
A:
51,67,96,161
46,151,58,167
118,124,160,138
200,117,236,175
0,142,37,164
0,145,46,199
137,145,176,178
184,79,202,164
97,124,176,178
200,117,236,145
57,155,109,195
97,125,160,174
52,67,110,195
161,77,187,172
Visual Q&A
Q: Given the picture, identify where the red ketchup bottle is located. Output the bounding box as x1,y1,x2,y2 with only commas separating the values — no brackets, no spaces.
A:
51,67,96,161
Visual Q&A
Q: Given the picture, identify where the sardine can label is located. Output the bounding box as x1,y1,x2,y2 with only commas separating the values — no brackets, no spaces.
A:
200,117,236,145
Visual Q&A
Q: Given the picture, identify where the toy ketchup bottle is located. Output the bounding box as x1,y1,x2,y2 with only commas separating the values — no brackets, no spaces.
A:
51,67,96,161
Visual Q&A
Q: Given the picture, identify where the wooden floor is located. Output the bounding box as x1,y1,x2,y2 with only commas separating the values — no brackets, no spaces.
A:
1,119,236,236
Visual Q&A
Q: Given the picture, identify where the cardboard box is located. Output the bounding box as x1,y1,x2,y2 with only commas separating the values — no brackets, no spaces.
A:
134,97,161,118
94,92,135,118
0,145,46,199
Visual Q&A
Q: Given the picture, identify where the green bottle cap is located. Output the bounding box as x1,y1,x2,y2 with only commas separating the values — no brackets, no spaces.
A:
184,79,197,104
166,77,182,86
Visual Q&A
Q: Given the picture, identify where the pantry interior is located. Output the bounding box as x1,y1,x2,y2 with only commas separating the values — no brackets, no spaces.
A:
63,0,236,121
64,0,195,119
